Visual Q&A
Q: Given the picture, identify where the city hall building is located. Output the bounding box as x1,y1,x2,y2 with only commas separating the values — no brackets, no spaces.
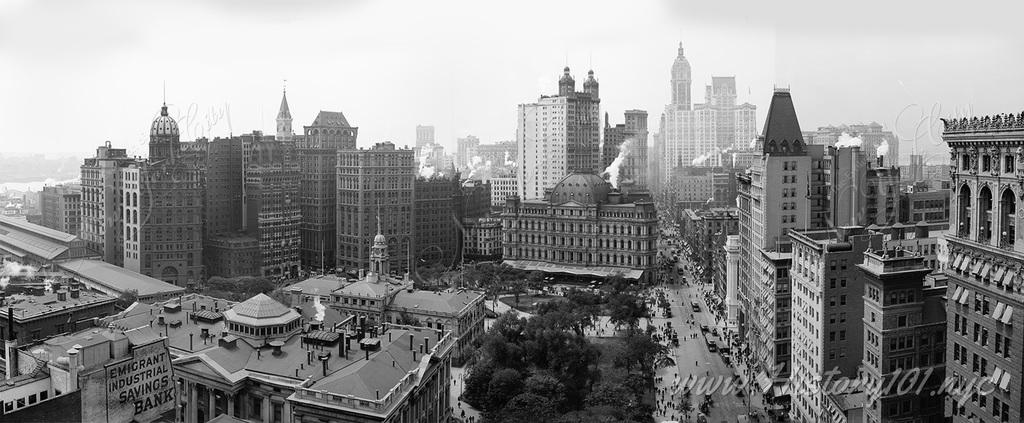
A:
501,172,658,283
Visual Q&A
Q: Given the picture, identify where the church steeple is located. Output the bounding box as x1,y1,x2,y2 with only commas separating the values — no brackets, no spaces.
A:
276,81,293,140
369,201,389,279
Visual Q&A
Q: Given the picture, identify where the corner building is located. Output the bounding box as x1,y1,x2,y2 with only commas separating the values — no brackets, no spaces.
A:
943,113,1024,423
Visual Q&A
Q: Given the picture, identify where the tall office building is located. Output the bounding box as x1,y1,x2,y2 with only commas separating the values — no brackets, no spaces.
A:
737,89,828,411
414,174,460,266
81,142,140,265
298,110,358,270
860,247,946,423
242,139,301,277
789,227,881,423
416,125,435,150
602,110,649,191
942,113,1024,423
456,135,480,172
122,102,205,286
336,142,414,273
516,67,601,199
38,184,81,236
657,44,757,185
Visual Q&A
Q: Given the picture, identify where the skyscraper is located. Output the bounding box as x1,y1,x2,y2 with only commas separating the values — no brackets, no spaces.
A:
245,138,302,277
516,67,601,199
413,174,460,267
657,44,757,184
602,110,649,191
122,103,205,286
81,141,141,265
456,135,480,172
298,110,358,270
336,142,414,273
942,113,1024,423
38,184,81,236
416,125,435,150
737,89,828,408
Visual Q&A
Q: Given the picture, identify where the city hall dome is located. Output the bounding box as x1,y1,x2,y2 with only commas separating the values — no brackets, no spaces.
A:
151,104,179,137
549,173,611,205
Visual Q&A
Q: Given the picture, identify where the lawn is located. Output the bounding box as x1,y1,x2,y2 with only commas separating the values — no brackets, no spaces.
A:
498,293,564,313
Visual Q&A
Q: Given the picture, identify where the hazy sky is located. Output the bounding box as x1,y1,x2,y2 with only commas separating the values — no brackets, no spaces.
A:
2,0,1023,164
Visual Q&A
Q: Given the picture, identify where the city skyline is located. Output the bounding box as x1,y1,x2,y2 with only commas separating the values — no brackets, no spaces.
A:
3,0,1023,161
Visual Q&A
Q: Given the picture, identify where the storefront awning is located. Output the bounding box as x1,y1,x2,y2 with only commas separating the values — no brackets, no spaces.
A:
951,253,964,269
501,260,645,280
756,372,773,395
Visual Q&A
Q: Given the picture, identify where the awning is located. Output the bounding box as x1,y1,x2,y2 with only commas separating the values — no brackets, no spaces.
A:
756,372,772,394
953,286,964,301
1000,372,1011,390
772,385,789,398
972,260,985,275
502,260,645,280
992,367,1004,384
994,303,1006,320
959,258,972,272
993,266,1007,283
1004,271,1017,288
959,290,971,305
950,253,963,269
981,263,993,279
1001,306,1013,324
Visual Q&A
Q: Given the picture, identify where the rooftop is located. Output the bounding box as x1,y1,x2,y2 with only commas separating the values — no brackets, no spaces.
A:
290,275,349,297
390,288,484,315
0,216,76,260
4,289,116,322
105,294,236,355
58,259,185,298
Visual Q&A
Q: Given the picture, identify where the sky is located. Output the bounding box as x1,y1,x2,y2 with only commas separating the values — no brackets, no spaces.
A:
2,0,1023,164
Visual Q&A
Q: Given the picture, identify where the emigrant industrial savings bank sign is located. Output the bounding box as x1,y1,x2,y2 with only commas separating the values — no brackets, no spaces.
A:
81,339,176,423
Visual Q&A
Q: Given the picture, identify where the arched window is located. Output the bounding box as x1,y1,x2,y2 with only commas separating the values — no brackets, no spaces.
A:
958,185,972,238
1001,189,1016,247
979,186,993,243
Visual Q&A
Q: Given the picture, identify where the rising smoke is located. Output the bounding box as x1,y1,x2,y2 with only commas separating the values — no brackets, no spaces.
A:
876,139,890,158
313,295,326,322
691,147,720,166
834,132,863,148
601,139,633,189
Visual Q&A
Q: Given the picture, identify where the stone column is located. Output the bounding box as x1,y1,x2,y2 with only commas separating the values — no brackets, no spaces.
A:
282,400,293,423
226,393,235,418
187,382,198,423
208,388,217,421
262,397,271,423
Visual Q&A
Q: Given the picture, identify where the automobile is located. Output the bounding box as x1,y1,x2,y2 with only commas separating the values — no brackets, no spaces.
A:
700,324,710,332
706,340,717,352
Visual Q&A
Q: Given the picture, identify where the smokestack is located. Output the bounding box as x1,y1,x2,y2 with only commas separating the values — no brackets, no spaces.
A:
189,333,193,350
409,334,414,350
321,357,328,377
339,333,346,357
70,288,79,299
424,336,429,351
67,347,79,390
57,290,67,302
7,307,15,341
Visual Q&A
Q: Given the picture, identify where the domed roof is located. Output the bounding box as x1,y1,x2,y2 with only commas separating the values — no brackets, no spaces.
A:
151,104,179,137
374,233,387,245
549,173,611,205
229,293,292,319
584,69,598,86
559,67,574,84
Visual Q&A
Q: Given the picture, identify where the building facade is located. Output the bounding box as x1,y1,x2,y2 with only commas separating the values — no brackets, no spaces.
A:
416,125,435,150
414,174,459,266
298,110,358,270
502,173,658,284
860,248,946,423
942,113,1024,423
245,138,302,277
80,141,141,264
38,184,81,236
121,103,205,286
456,135,480,173
517,67,601,200
336,142,414,274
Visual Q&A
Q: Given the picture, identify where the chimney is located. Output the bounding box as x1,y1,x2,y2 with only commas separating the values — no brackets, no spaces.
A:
321,357,328,377
608,190,622,205
307,350,312,365
67,347,79,390
409,334,414,350
189,333,193,350
69,288,79,299
424,336,430,351
339,333,346,357
413,350,417,361
57,290,67,301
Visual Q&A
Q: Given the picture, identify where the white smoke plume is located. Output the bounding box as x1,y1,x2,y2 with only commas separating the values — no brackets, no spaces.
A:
467,156,494,180
691,147,720,166
748,138,757,149
418,146,436,179
601,139,634,189
876,140,890,158
834,132,863,148
1,261,36,278
313,295,326,322
504,151,515,167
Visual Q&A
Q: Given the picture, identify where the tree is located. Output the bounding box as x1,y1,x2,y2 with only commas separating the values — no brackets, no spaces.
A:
115,289,139,310
509,280,527,307
585,382,632,409
487,368,524,411
463,362,495,409
496,393,557,423
523,373,567,410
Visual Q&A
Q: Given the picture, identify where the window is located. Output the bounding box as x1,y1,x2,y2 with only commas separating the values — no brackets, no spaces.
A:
897,315,908,327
